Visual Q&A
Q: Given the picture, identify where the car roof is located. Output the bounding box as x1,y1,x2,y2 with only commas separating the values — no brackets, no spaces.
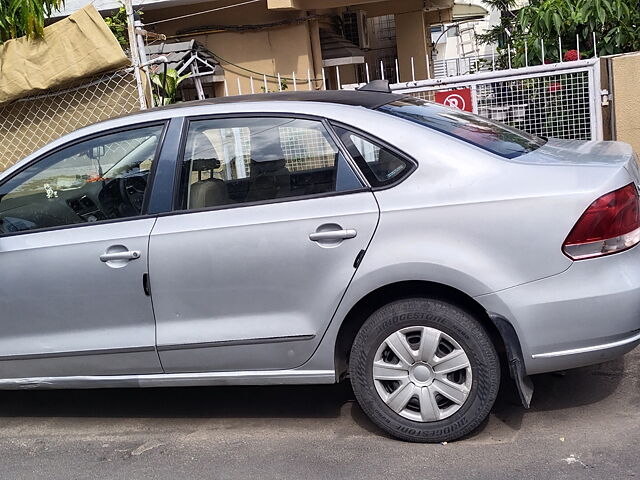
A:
146,90,405,114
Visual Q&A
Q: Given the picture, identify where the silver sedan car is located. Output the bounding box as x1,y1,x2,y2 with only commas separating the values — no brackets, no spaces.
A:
1,85,639,443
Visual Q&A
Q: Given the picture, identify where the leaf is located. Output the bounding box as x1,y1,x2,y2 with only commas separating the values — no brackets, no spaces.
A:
596,1,606,25
177,74,191,86
543,10,552,31
150,73,164,89
620,2,630,17
165,68,178,80
553,12,562,35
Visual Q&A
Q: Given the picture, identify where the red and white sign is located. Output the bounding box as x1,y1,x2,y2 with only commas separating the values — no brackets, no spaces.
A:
434,89,473,112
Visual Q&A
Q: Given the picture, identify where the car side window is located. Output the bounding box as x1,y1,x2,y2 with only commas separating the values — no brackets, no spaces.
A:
178,117,363,210
333,126,412,188
0,124,164,234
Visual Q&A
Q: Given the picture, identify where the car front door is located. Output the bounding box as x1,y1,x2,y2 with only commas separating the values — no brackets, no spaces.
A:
149,115,379,373
0,124,166,379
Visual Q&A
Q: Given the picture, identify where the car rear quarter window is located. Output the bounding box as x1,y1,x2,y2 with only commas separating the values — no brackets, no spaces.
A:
332,126,413,188
377,96,546,159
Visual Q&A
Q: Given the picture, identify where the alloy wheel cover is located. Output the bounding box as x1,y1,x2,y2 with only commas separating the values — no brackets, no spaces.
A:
372,326,473,422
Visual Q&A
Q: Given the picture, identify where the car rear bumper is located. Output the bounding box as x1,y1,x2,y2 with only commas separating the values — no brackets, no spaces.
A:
526,329,640,375
476,245,640,375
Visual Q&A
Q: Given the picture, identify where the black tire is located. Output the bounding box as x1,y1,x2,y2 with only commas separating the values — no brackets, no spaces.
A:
349,298,500,443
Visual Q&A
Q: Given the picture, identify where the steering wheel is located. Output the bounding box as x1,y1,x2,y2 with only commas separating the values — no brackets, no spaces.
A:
118,174,147,215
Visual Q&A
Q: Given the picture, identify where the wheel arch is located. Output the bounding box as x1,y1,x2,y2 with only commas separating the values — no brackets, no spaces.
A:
333,280,533,407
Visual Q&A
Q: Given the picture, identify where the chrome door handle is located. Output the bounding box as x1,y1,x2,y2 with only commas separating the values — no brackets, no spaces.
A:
99,250,141,262
309,229,357,242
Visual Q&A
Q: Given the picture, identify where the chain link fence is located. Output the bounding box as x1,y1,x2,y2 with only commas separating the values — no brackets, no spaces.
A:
0,68,141,172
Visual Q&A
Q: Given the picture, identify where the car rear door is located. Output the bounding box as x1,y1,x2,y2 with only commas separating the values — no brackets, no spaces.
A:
0,124,167,379
148,115,379,373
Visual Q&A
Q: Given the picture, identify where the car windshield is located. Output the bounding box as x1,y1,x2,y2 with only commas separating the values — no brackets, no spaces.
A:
377,96,546,159
101,134,158,178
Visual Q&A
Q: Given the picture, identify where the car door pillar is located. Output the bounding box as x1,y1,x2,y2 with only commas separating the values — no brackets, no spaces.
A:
146,116,186,215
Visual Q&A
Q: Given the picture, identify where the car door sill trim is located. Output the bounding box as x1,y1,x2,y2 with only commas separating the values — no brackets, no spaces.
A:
157,334,316,352
0,346,157,362
0,369,336,390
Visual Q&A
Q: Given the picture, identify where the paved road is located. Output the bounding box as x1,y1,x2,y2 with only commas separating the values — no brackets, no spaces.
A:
0,347,638,480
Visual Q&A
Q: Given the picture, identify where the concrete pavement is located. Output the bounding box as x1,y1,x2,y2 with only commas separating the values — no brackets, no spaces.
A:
0,347,638,479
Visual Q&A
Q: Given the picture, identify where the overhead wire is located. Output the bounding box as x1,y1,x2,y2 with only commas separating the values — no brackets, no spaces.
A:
145,0,261,27
172,14,322,36
208,51,322,85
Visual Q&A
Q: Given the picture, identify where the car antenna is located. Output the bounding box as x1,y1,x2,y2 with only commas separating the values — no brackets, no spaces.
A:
356,79,392,93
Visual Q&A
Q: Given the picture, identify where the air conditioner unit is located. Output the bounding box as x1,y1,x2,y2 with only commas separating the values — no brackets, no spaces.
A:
356,10,370,49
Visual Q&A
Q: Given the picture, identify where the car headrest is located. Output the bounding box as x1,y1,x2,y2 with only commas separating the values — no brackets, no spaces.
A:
192,157,221,171
189,132,220,171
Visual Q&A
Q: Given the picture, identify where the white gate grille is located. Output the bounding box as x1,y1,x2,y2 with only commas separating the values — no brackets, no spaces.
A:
387,59,603,141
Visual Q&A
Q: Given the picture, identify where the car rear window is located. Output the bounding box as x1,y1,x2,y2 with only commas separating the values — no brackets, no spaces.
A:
377,96,546,159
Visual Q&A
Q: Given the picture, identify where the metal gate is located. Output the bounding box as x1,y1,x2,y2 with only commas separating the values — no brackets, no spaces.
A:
343,58,604,141
387,59,604,141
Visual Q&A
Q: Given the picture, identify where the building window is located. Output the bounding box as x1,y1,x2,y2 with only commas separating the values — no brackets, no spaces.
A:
362,14,398,83
342,11,360,46
372,14,396,42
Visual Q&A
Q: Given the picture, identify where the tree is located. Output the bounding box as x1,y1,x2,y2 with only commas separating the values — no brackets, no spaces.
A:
0,0,65,43
478,0,640,67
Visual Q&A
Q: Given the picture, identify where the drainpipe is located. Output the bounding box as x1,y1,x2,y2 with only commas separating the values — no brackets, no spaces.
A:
124,0,147,110
309,18,323,90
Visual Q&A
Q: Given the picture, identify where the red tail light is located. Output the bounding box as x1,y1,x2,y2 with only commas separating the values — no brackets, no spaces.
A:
563,183,640,260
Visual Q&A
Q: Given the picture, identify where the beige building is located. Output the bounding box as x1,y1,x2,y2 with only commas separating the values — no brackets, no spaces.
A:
604,53,640,154
72,0,455,98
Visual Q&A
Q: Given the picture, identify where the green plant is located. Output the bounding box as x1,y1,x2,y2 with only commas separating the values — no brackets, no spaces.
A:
0,0,64,43
103,4,130,48
260,78,288,92
151,68,191,106
478,0,640,67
